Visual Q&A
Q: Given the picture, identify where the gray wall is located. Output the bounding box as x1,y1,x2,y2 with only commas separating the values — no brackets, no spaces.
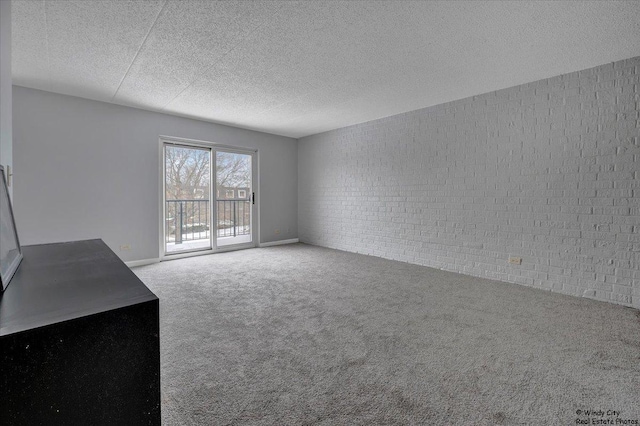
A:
299,57,640,309
0,0,11,196
13,86,298,262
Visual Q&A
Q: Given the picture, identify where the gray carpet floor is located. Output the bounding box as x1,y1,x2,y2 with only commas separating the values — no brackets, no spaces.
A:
133,243,640,425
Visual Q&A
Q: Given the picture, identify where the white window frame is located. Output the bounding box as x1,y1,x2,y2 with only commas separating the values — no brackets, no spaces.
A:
159,135,259,261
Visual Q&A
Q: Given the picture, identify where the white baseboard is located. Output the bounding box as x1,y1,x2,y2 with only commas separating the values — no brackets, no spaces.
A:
259,238,299,248
125,258,160,268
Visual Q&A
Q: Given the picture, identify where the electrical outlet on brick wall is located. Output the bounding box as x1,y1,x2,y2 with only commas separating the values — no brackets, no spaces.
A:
508,257,522,265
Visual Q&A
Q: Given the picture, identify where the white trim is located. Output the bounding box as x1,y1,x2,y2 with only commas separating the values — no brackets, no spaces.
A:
211,145,217,252
159,139,168,261
163,243,255,259
252,150,259,249
259,238,299,248
125,258,160,268
160,135,257,154
161,249,215,262
215,242,256,253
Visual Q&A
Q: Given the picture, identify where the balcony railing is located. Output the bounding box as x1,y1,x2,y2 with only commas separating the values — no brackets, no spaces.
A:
216,199,251,238
166,199,250,245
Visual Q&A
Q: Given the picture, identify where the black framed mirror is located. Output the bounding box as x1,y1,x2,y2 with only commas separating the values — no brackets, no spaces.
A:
0,165,22,291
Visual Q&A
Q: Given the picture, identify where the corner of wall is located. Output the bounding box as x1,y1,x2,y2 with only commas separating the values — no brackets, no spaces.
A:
0,0,13,198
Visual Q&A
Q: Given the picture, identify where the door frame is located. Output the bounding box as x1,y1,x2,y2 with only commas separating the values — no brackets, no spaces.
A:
158,135,259,261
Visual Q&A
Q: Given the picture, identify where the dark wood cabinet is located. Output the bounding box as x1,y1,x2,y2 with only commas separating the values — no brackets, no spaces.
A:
0,239,160,425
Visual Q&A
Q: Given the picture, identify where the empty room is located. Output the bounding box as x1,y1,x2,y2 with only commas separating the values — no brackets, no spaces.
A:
1,0,639,424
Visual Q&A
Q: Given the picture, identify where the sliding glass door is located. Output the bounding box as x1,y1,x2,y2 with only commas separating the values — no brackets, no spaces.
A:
164,144,212,254
216,151,253,247
163,140,256,257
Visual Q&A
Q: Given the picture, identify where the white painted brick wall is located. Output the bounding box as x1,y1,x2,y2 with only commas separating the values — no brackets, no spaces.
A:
298,57,640,309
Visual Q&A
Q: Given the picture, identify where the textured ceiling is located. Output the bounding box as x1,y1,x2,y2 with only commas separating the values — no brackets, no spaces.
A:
11,0,640,138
